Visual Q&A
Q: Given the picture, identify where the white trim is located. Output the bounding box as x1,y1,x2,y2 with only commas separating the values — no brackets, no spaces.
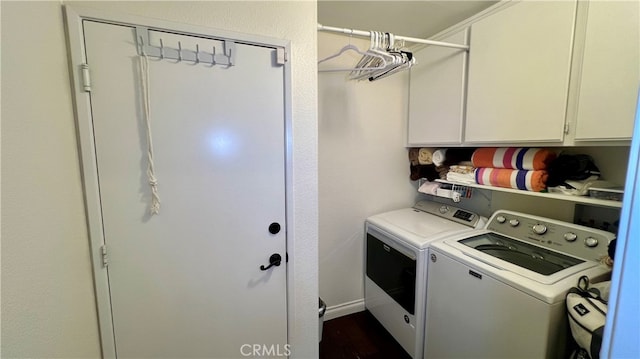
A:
324,299,365,321
64,5,288,49
63,6,117,358
413,0,516,50
63,5,293,357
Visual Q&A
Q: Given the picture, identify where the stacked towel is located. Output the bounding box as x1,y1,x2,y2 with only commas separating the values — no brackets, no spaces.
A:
471,147,556,171
475,168,548,192
446,165,476,184
410,164,439,181
408,148,420,166
470,148,556,192
408,148,437,181
435,165,449,180
409,148,475,182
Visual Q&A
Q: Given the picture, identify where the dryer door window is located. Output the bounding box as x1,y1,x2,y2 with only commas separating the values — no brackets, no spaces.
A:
366,234,416,314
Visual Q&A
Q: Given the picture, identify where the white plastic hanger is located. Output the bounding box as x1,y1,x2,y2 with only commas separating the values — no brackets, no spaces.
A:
318,41,388,73
349,32,394,79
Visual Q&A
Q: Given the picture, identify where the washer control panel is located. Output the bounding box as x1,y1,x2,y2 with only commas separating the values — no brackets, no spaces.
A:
486,210,615,262
413,200,484,228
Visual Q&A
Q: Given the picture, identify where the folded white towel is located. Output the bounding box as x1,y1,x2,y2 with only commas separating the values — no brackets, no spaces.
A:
448,165,475,175
418,180,441,195
446,171,476,184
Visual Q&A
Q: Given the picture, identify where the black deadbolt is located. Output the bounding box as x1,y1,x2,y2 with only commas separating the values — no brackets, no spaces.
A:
269,222,281,234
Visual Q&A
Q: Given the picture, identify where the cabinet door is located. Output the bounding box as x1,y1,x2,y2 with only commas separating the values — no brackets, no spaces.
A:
574,0,639,141
465,1,576,143
407,29,468,146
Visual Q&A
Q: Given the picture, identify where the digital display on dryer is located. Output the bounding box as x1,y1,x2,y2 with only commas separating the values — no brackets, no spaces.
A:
453,210,475,221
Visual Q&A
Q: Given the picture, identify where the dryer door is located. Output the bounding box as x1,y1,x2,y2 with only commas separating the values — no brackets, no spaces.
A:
366,233,417,314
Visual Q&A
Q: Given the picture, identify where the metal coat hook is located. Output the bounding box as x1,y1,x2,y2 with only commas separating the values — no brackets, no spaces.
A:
134,26,235,67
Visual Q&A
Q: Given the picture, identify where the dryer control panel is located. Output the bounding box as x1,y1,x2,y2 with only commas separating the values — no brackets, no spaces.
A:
413,200,483,228
487,210,615,262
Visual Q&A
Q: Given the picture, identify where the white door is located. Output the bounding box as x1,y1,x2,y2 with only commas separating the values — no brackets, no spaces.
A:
82,20,287,358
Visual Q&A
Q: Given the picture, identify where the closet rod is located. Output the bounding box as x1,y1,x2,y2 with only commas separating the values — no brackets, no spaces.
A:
317,23,469,51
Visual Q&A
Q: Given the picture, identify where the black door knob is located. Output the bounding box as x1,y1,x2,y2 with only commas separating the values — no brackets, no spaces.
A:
259,253,282,271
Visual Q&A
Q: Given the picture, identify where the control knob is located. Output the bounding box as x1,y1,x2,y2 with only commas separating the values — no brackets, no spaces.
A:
564,232,577,242
496,215,506,223
439,205,449,214
509,219,520,227
584,237,599,248
532,224,547,235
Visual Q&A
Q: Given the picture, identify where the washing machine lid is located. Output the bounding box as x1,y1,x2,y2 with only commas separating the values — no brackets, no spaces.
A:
366,208,474,249
432,231,612,303
438,229,609,284
459,232,585,275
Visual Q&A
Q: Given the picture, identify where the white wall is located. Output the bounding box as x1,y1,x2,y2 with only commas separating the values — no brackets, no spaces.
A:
1,1,318,357
1,2,102,357
318,32,417,319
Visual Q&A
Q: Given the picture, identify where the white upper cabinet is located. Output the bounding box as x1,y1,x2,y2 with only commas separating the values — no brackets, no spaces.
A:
573,0,639,141
464,1,577,144
407,30,468,146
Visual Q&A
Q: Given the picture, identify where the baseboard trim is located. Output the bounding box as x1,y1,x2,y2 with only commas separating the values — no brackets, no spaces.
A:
324,299,365,321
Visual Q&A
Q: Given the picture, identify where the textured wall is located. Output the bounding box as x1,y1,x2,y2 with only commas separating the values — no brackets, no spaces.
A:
1,2,102,357
318,32,417,318
1,1,318,357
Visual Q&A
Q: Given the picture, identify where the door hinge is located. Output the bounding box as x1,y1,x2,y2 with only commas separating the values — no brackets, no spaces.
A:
276,48,287,65
564,123,570,134
80,63,92,92
101,244,108,268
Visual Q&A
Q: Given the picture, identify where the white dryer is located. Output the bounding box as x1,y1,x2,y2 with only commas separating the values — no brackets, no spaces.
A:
365,200,486,358
425,210,614,359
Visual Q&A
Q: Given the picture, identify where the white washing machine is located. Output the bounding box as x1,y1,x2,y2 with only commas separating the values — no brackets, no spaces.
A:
425,210,614,359
365,200,486,358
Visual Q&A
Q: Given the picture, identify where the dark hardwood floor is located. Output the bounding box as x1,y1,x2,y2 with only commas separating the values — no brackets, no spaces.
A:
319,310,412,359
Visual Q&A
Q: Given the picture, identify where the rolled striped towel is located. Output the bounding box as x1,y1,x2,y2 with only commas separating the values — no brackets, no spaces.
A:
418,148,435,165
475,168,548,192
471,148,556,170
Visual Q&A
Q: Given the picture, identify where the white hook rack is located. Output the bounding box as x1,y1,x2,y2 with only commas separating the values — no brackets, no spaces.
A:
135,27,235,66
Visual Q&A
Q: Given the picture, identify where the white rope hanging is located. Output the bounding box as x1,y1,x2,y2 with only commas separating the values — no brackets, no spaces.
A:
139,54,161,215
